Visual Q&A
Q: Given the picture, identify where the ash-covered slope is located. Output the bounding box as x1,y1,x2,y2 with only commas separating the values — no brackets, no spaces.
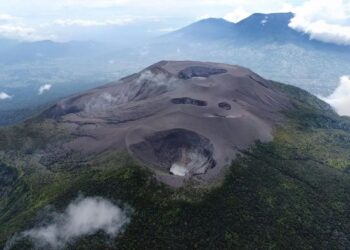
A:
43,61,290,186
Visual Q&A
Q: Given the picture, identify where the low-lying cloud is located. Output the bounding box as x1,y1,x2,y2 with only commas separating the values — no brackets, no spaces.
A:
0,24,40,40
38,84,52,95
289,0,350,45
5,197,130,250
0,13,50,41
0,13,17,22
0,91,12,100
53,17,134,27
321,75,350,116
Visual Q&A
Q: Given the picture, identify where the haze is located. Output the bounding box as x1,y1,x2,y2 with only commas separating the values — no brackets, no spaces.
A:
0,0,349,44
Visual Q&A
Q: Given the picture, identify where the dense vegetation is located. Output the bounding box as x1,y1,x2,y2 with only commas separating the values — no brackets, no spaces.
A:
0,82,350,249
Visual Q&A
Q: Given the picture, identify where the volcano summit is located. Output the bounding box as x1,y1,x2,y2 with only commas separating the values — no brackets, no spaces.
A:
42,61,291,186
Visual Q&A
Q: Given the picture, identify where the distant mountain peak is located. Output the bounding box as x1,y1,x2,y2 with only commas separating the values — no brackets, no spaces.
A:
180,17,234,30
195,17,233,24
169,17,235,40
241,12,294,19
237,12,294,26
167,12,302,43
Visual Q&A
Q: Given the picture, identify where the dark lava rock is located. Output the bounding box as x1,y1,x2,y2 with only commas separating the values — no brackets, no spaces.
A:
171,97,207,106
178,66,227,79
218,102,232,110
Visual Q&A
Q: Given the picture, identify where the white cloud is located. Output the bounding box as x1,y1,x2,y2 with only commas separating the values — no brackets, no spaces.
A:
0,13,53,41
0,92,12,100
0,24,45,40
38,84,52,95
0,0,131,9
322,75,350,116
49,0,241,9
0,13,43,40
53,17,134,27
289,0,350,45
60,0,131,8
155,27,178,33
5,197,130,250
0,0,299,13
279,3,295,13
0,13,17,21
224,7,251,23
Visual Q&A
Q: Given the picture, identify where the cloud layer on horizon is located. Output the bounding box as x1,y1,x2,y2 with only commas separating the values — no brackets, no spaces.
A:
53,17,134,27
0,0,349,46
322,75,350,116
0,12,53,40
289,0,350,45
0,1,300,41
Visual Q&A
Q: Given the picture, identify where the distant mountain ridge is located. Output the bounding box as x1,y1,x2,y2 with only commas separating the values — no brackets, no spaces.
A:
170,12,295,39
169,18,236,40
169,12,349,50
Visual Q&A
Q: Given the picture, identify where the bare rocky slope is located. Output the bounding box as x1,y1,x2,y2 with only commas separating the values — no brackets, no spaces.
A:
42,60,291,186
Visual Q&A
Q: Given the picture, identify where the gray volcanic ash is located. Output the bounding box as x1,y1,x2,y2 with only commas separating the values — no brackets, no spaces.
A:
42,61,291,186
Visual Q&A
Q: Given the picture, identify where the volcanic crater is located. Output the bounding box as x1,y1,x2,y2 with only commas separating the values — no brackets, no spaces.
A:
43,60,291,186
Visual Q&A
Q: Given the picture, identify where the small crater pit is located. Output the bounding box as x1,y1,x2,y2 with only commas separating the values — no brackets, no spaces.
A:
171,97,207,106
178,66,227,80
218,102,232,110
129,129,216,176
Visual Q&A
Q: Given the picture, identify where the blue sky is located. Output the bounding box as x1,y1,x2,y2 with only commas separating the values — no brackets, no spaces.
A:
0,0,349,44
